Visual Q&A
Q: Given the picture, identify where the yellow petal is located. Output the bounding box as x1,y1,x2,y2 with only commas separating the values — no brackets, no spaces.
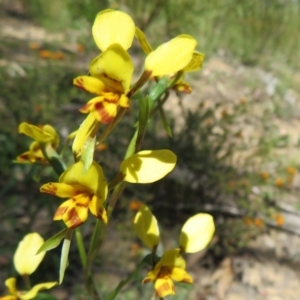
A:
20,282,57,300
89,195,108,224
73,76,106,95
120,150,177,183
119,94,130,108
59,161,108,201
157,248,185,269
133,204,160,249
180,213,215,253
72,113,99,158
80,94,119,124
170,267,193,284
145,35,197,76
54,197,89,228
43,125,60,148
142,268,160,284
16,142,46,164
19,123,58,143
183,51,205,72
0,295,16,300
135,27,153,54
79,96,104,114
40,182,79,198
92,9,135,52
154,277,175,298
4,278,18,297
13,233,45,275
89,44,134,93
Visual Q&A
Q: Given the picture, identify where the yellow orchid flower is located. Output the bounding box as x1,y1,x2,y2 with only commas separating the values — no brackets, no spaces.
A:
134,207,215,297
17,123,59,164
1,233,56,300
74,44,133,124
74,9,135,125
143,248,192,298
13,233,45,276
136,26,203,89
40,161,108,228
0,277,56,300
71,10,135,156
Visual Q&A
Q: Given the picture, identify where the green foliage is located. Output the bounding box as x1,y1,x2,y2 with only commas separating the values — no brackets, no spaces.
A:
37,229,68,254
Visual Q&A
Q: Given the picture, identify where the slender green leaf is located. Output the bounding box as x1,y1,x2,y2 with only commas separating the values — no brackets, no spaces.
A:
36,229,68,254
130,89,144,101
59,230,73,284
124,130,138,160
138,96,149,129
148,77,169,108
159,106,172,137
35,293,58,300
41,145,66,176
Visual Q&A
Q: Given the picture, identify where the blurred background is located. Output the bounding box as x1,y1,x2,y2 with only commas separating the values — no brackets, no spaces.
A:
1,0,300,299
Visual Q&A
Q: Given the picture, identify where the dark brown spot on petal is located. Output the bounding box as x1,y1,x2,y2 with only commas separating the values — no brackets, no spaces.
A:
156,280,172,297
102,73,123,87
79,102,92,113
94,102,114,124
74,77,87,92
96,207,107,223
41,183,58,195
67,207,83,229
75,200,89,208
17,153,31,161
103,94,119,104
54,205,68,218
142,278,152,284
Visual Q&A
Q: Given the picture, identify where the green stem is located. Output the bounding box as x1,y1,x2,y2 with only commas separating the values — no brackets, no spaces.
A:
151,246,158,269
107,182,127,219
22,274,31,291
108,172,125,191
60,136,71,158
149,92,169,119
97,108,126,144
84,71,174,300
40,143,66,176
75,228,87,268
127,70,152,98
84,220,105,300
150,292,157,300
106,259,146,300
85,219,103,277
169,70,184,89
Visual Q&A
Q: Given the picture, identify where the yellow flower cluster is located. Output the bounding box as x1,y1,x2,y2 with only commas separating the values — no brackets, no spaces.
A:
134,205,215,297
12,8,210,299
0,233,56,300
72,9,204,157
